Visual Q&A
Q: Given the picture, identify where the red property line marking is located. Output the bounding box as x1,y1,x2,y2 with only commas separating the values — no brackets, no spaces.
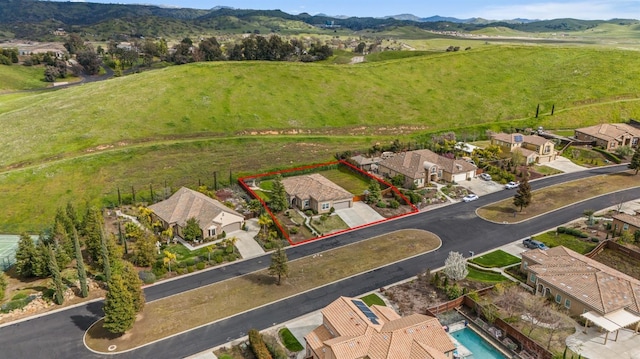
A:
238,160,420,246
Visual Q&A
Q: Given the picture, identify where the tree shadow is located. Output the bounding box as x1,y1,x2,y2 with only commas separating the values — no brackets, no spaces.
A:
85,300,104,317
242,272,277,286
70,315,101,332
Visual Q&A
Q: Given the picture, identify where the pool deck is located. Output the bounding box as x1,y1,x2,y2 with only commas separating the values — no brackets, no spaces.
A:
567,326,640,359
448,322,473,358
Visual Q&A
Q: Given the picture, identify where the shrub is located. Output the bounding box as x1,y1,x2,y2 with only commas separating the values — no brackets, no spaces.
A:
196,262,206,270
225,253,237,261
446,284,462,299
248,329,273,359
185,258,196,267
187,266,195,273
138,270,156,284
289,227,298,234
590,237,600,243
263,334,287,359
177,261,187,268
11,292,28,301
389,199,400,209
376,201,387,208
264,242,273,250
176,268,186,275
214,255,224,263
557,226,566,233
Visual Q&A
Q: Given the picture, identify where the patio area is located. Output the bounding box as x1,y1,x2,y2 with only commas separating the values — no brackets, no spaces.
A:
567,325,640,359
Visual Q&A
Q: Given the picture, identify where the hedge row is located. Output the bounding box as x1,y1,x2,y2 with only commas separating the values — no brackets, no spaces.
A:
592,148,622,164
248,329,273,359
557,226,589,238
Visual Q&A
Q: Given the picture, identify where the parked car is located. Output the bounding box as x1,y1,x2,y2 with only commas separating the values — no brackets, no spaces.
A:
462,194,479,202
505,181,520,189
480,173,492,181
523,237,549,250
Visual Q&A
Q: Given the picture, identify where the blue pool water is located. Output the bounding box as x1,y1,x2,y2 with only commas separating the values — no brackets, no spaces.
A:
451,327,507,359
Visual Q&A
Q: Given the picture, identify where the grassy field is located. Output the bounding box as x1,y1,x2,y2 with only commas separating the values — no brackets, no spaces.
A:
0,65,48,91
84,229,441,352
4,45,640,232
477,171,640,223
470,250,521,268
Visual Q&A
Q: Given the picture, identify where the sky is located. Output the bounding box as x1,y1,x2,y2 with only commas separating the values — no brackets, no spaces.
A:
47,0,640,20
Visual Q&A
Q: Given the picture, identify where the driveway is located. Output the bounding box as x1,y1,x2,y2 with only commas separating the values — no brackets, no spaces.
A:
232,219,264,259
335,202,384,227
543,156,587,173
458,177,504,196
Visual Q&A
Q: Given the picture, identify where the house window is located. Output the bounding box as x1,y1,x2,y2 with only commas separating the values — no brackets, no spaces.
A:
623,223,629,231
544,145,550,154
321,203,330,210
555,294,562,303
431,167,437,173
303,200,310,208
208,228,216,237
565,299,571,308
523,261,528,269
529,273,536,282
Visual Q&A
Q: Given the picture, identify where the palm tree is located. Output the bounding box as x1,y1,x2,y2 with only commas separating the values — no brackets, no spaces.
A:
163,250,177,272
258,214,273,239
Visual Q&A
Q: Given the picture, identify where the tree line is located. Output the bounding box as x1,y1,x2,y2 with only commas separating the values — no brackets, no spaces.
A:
13,203,144,334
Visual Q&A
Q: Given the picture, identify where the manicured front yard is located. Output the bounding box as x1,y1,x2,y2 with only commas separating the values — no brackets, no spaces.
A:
85,229,441,352
466,266,509,283
360,293,386,307
470,250,520,268
278,327,304,352
310,214,349,234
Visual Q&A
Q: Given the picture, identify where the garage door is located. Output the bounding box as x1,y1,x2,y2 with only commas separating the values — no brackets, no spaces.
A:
452,173,467,183
222,222,241,233
333,200,352,210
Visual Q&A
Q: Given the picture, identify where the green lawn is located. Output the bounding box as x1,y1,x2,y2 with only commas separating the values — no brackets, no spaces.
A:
360,293,386,307
318,166,371,195
278,328,304,352
310,214,349,234
0,65,49,91
470,250,520,268
466,266,509,283
534,232,598,254
534,165,563,176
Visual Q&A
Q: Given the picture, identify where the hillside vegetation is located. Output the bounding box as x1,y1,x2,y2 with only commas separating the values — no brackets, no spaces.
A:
3,45,640,232
3,46,640,168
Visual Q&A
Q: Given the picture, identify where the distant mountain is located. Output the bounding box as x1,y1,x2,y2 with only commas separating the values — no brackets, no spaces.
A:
387,14,539,24
0,1,636,41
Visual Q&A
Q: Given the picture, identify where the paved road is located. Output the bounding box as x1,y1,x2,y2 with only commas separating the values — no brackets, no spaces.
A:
0,165,633,358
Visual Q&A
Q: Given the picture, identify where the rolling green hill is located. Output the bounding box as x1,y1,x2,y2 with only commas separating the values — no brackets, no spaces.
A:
3,45,640,232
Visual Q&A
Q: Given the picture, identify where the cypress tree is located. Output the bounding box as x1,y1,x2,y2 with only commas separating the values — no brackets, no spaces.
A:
103,274,135,334
48,246,65,305
122,262,145,313
73,228,89,298
629,150,640,175
14,233,37,278
100,227,111,283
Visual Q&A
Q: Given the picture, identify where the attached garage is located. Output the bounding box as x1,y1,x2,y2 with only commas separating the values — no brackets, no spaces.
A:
332,199,353,210
222,221,242,233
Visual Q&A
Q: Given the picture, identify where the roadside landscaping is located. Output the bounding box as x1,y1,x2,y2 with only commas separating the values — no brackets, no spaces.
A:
477,171,640,223
85,229,441,352
470,250,520,268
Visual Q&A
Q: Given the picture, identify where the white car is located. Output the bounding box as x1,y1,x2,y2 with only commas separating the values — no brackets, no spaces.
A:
462,194,479,202
505,181,520,189
480,173,492,181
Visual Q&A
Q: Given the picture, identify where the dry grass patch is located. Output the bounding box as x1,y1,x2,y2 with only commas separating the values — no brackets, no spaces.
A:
85,229,441,352
477,171,640,223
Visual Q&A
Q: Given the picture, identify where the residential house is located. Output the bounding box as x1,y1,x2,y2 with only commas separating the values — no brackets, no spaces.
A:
574,123,640,150
149,187,244,241
612,212,640,235
304,296,456,359
521,246,640,322
377,149,477,188
350,155,380,172
491,133,556,164
282,174,353,214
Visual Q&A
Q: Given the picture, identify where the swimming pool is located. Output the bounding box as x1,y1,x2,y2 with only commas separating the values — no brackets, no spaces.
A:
450,327,507,359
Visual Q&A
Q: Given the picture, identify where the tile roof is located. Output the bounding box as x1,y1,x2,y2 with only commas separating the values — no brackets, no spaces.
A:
576,123,640,141
613,213,640,228
282,174,353,203
523,246,640,315
492,133,551,146
377,149,476,180
148,187,243,231
305,297,455,359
